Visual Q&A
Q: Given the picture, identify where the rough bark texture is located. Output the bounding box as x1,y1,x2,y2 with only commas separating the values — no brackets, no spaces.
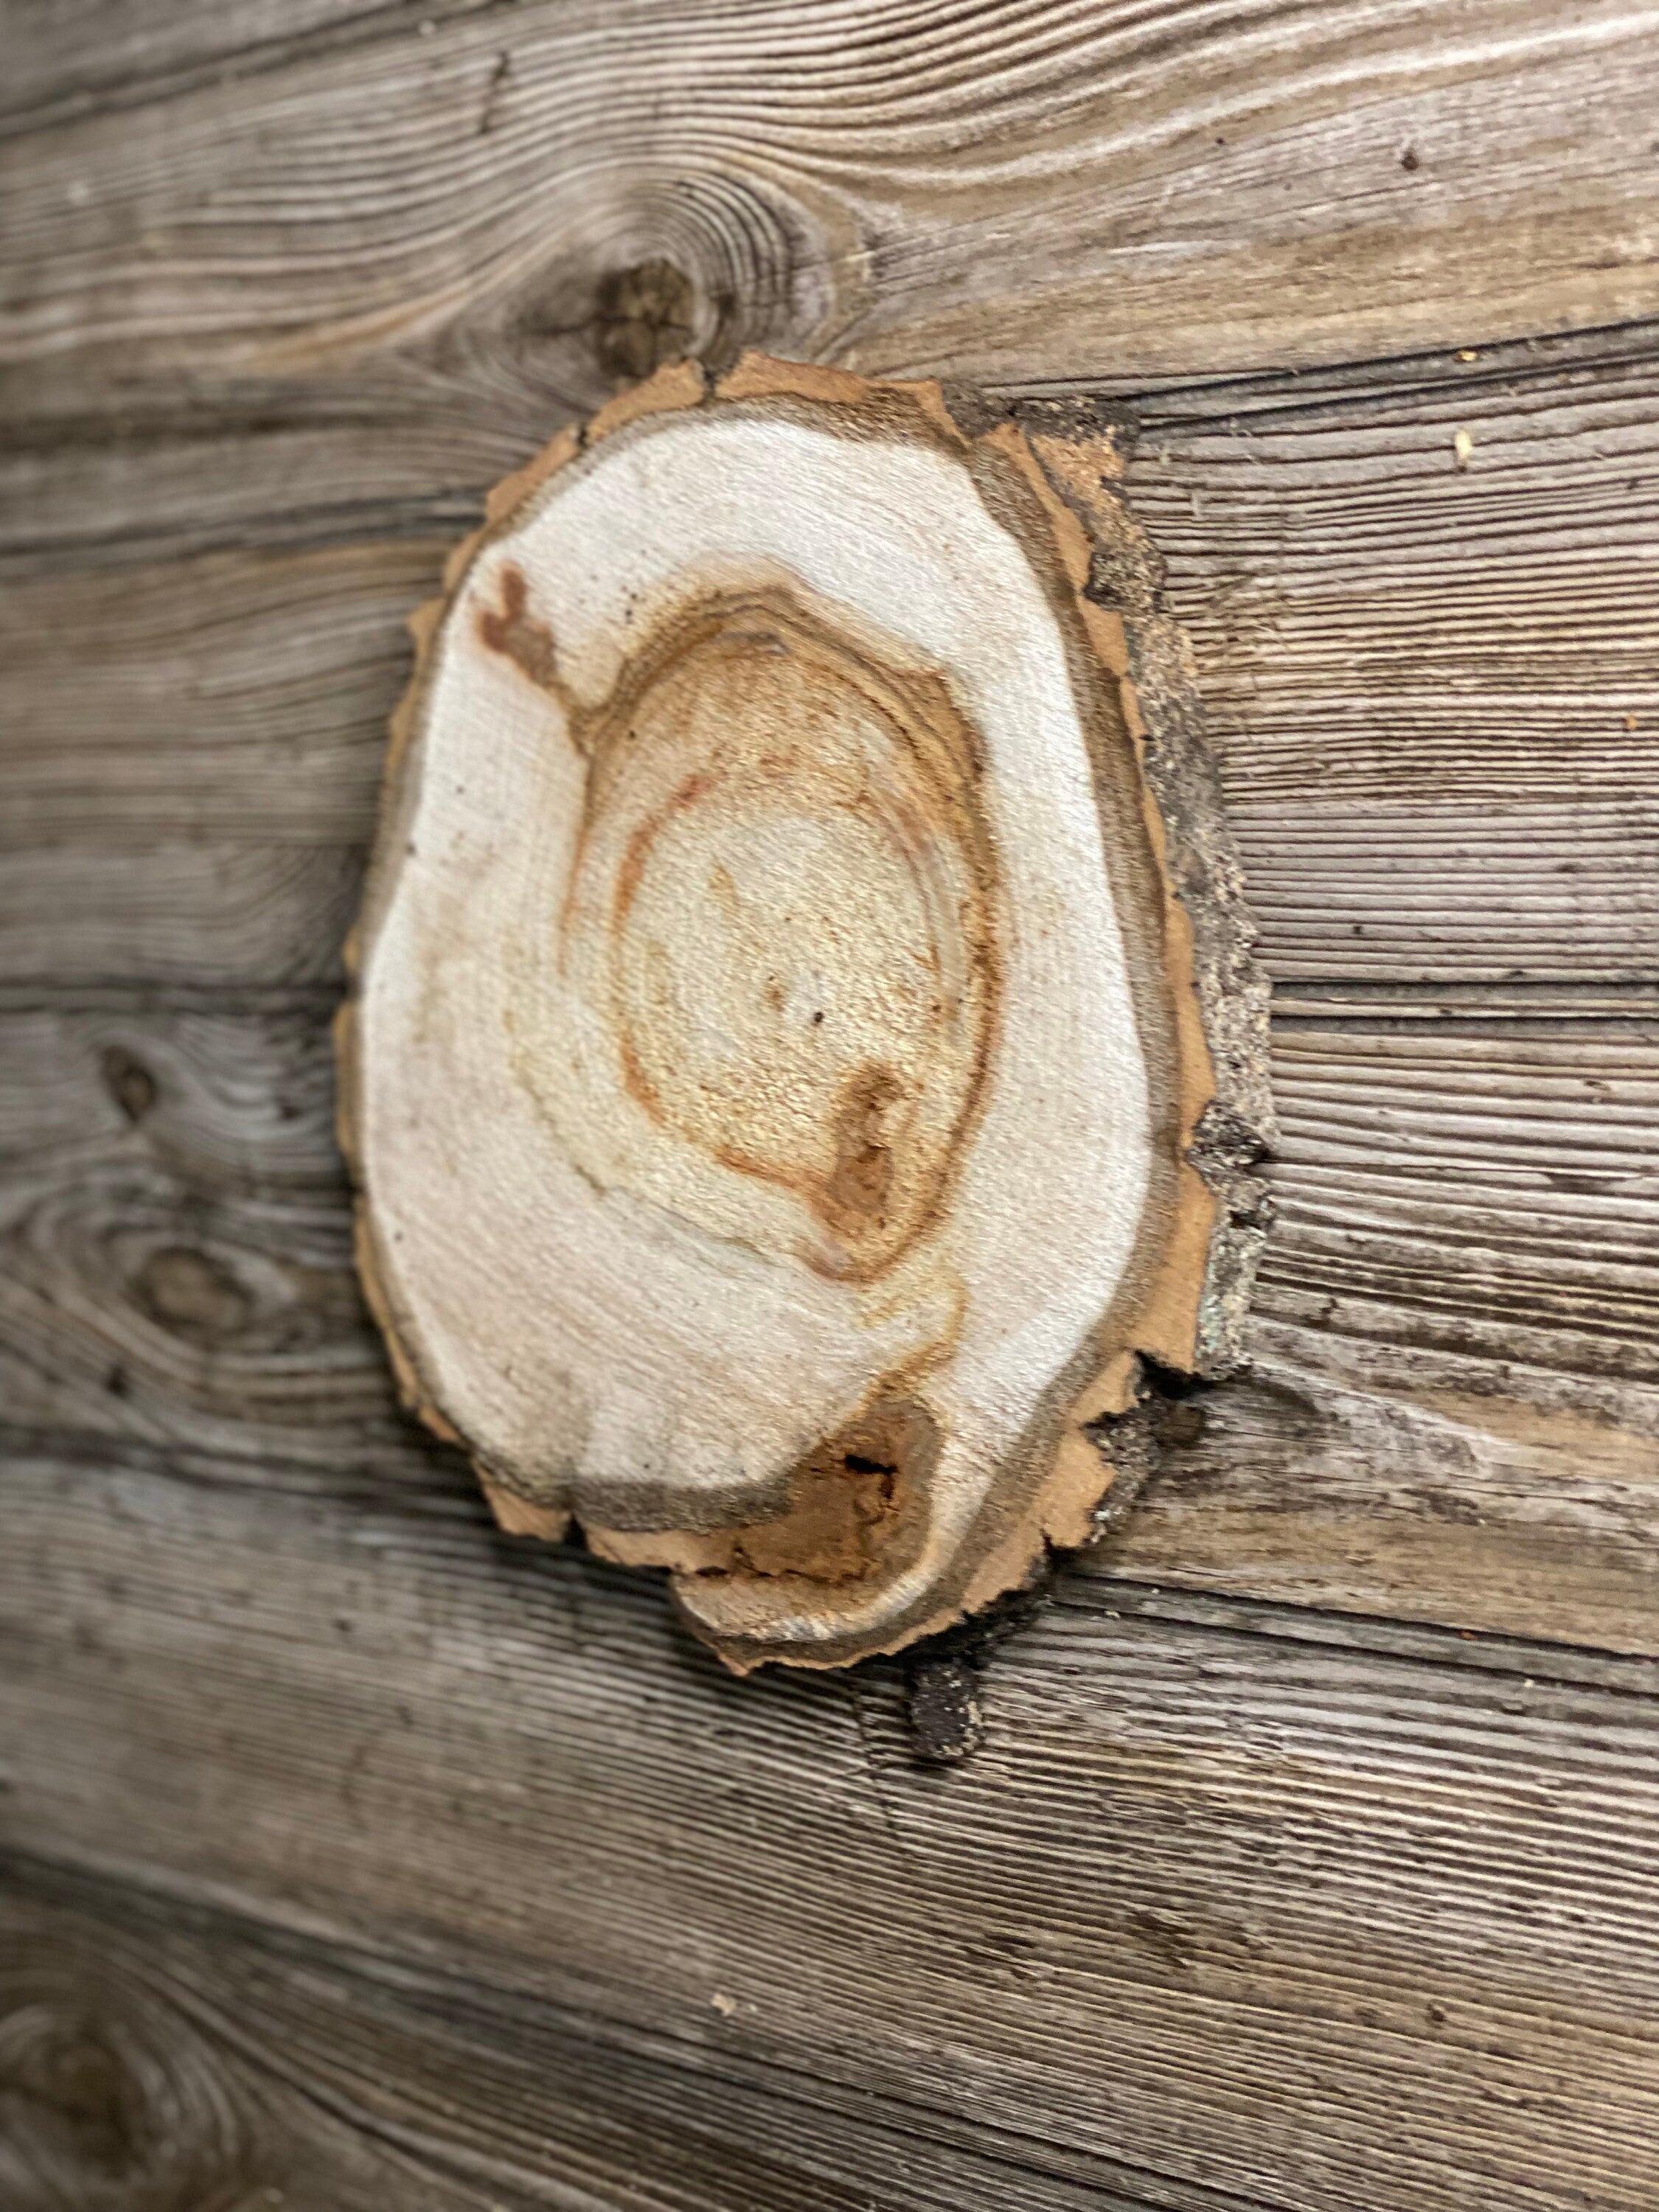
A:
4,1,1659,2206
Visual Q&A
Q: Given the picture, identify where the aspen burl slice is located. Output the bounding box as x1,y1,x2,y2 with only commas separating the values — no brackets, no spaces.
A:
338,355,1272,1672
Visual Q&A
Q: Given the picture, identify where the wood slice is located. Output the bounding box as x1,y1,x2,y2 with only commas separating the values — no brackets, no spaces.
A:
338,356,1270,1670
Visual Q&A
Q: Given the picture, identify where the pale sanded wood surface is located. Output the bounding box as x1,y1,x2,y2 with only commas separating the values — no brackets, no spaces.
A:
4,0,1659,2204
342,364,1267,1666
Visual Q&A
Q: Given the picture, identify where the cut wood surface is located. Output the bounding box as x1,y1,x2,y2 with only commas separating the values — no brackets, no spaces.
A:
343,358,1268,1669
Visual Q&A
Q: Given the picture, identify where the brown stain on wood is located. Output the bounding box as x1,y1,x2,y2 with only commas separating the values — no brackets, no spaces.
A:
476,561,576,720
549,580,1002,1286
821,1062,901,1243
592,1390,935,1589
732,1394,935,1583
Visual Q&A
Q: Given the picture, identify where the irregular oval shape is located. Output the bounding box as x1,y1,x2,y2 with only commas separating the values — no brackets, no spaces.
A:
341,357,1270,1672
554,586,997,1284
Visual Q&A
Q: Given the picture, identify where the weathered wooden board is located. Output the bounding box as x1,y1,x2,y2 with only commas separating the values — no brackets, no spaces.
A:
0,0,500,134
1105,1321,1659,1649
6,1452,1659,2212
0,541,440,844
1103,1022,1659,1646
0,848,361,997
1127,338,1659,989
5,0,1659,439
8,0,1659,2198
0,1864,1344,2212
4,1004,1657,1653
0,1879,481,2212
1260,1025,1659,1382
7,337,1658,990
0,1008,419,1474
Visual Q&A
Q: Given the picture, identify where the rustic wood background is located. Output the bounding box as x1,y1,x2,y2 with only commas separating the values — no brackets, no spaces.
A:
4,4,1659,2206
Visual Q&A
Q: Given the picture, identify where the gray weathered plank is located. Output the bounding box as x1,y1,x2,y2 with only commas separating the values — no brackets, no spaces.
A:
0,1880,484,2212
0,0,500,135
1102,1023,1659,1646
1257,1026,1659,1382
0,846,360,991
4,0,1658,439
0,1006,420,1473
1124,338,1659,987
8,337,1658,989
0,425,484,575
6,1451,1659,2212
1105,1321,1659,1649
0,538,439,844
4,1005,1657,1651
0,1860,1249,2212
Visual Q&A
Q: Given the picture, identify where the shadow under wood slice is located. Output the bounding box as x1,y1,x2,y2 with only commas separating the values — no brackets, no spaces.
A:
339,357,1270,1672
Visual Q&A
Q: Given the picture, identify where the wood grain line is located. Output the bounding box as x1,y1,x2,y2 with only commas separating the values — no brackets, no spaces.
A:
5,0,1658,434
1,1005,1655,1655
7,1461,1659,2211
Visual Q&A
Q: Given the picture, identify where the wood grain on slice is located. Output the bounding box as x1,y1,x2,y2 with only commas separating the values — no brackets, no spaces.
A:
7,1460,1659,2211
342,358,1269,1669
4,0,1658,438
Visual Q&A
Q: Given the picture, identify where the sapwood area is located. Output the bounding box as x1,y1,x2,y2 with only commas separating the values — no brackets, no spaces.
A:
3,3,1658,2208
